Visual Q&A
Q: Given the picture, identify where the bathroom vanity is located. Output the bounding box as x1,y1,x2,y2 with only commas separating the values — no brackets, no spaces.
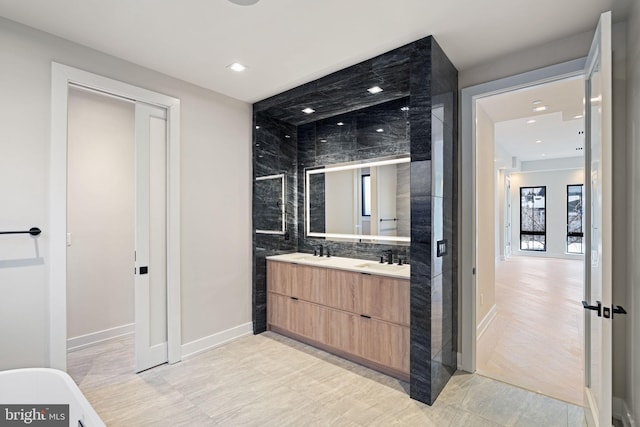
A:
266,253,409,380
253,35,458,404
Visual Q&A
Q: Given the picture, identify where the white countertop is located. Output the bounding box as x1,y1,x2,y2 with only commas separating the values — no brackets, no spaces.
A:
266,252,410,280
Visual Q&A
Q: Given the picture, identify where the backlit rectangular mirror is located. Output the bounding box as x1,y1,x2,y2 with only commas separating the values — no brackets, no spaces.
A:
255,174,285,235
306,156,410,243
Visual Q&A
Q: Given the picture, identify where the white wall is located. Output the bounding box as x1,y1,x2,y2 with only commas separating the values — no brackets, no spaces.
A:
496,170,504,260
476,105,496,324
494,144,512,260
66,88,135,341
509,168,584,259
0,17,252,369
325,170,356,234
459,29,594,89
377,164,398,236
612,19,630,408
625,0,640,423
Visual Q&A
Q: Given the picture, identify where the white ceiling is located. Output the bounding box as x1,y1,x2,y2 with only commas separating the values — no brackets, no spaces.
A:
478,77,586,163
0,0,630,103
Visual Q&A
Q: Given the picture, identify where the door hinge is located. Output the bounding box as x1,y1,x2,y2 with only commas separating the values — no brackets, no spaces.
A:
472,267,476,275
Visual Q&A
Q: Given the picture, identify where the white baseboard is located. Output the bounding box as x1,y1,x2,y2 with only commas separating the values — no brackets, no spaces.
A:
613,397,636,427
181,322,253,359
477,304,497,339
67,323,135,352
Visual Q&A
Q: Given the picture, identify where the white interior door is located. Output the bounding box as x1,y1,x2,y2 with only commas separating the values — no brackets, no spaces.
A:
134,102,168,373
505,176,511,258
583,11,613,427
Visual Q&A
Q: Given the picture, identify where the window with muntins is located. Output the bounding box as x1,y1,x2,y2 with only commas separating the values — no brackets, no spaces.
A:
520,186,546,251
361,174,371,216
567,184,584,254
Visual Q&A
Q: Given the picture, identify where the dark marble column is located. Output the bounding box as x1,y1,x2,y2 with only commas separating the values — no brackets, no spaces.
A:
252,36,458,406
409,37,458,405
252,113,298,333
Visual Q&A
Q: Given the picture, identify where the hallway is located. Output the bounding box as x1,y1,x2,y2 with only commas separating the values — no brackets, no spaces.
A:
477,256,584,406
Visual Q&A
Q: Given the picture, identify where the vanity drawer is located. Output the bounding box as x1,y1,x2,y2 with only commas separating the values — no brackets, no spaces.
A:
267,260,293,295
325,270,362,313
361,275,410,326
290,264,327,305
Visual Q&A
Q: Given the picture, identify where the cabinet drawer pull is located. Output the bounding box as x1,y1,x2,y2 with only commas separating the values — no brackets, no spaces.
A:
290,297,299,300
360,314,371,319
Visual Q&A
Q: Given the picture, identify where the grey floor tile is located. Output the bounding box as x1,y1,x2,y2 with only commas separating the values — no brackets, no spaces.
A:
67,332,584,427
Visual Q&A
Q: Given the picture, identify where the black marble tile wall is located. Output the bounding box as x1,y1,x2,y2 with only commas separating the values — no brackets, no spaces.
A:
252,113,298,333
408,37,458,405
254,177,285,232
252,36,458,406
255,46,411,126
297,97,412,262
431,39,458,405
307,172,325,233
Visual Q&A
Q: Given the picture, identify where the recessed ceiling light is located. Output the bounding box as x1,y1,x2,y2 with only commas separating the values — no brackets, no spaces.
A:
367,86,383,94
400,106,410,111
227,0,260,5
541,153,546,157
320,139,327,143
302,107,315,114
337,122,344,126
526,119,536,124
532,100,543,105
574,114,584,119
227,62,247,72
285,135,291,138
535,140,542,144
376,128,384,133
533,106,548,112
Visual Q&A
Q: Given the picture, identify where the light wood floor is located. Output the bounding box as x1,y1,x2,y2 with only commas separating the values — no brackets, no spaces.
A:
68,331,586,426
477,256,584,406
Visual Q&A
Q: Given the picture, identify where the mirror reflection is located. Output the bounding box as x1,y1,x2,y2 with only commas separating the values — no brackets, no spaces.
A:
255,174,285,235
306,157,410,242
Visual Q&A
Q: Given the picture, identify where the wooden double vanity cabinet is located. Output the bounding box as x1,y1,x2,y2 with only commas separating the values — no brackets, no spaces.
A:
266,253,410,381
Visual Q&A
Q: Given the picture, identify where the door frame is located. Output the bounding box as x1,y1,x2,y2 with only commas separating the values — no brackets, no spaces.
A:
49,62,182,370
504,175,511,259
459,58,586,372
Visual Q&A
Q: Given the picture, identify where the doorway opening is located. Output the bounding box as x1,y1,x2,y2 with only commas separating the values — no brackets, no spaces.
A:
460,59,590,403
65,85,172,377
474,77,585,406
65,86,137,377
49,63,182,372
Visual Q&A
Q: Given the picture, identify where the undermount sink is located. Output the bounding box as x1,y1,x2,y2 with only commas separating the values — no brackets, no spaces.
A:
293,255,331,262
355,262,407,272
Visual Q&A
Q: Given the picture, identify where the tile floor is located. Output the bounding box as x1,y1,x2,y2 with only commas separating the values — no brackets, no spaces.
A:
68,331,586,426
